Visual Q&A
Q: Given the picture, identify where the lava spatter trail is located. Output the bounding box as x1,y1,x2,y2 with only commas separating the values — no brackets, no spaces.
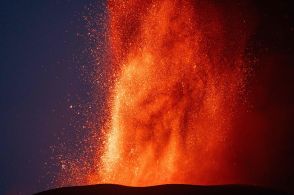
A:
83,0,255,186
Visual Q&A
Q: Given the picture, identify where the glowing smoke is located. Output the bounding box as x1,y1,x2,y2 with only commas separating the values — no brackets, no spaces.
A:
87,0,255,186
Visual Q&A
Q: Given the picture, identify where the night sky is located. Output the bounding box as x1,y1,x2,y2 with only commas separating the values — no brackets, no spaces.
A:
1,1,106,194
1,0,294,194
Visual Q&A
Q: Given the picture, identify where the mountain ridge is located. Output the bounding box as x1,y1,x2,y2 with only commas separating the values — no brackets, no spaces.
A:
36,184,290,195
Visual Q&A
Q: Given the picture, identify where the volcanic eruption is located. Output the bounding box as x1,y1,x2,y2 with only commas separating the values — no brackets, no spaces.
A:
48,0,294,194
84,0,256,186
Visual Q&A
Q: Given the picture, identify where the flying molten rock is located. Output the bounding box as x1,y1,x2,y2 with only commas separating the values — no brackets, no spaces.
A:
90,0,253,186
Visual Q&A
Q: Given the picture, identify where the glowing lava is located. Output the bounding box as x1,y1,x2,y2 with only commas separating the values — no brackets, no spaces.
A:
89,0,253,186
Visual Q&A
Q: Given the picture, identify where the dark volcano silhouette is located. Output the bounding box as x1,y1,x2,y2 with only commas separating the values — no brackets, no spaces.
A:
36,184,289,195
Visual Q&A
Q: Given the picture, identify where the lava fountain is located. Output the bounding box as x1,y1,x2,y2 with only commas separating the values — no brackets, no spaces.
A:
89,0,254,186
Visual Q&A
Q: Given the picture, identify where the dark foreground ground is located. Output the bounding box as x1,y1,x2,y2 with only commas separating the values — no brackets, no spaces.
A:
36,184,291,195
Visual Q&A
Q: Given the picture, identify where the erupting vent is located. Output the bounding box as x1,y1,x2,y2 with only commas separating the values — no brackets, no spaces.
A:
85,0,254,186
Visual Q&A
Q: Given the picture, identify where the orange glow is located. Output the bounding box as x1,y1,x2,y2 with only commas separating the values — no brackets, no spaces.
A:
87,0,253,186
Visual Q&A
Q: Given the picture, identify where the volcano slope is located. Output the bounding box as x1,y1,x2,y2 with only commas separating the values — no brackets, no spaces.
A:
36,184,289,195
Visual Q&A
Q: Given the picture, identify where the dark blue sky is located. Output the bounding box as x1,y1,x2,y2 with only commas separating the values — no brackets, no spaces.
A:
1,1,106,194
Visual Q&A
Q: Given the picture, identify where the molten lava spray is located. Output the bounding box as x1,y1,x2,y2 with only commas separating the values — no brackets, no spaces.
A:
89,0,254,186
